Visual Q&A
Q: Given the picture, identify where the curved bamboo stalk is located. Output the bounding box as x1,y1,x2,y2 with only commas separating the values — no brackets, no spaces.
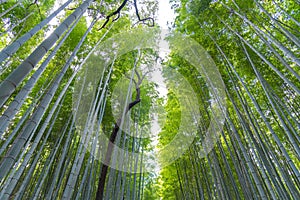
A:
253,0,300,48
272,0,300,27
0,13,95,180
220,2,300,69
31,113,73,200
0,93,65,199
0,11,83,138
198,16,299,198
0,0,92,109
0,12,34,37
242,43,300,159
0,2,20,19
209,8,300,95
0,0,72,63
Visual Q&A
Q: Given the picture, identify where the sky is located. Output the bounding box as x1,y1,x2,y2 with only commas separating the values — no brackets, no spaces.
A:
148,1,176,173
157,0,176,28
52,0,176,28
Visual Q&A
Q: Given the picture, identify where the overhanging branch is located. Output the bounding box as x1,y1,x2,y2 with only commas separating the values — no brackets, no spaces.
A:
133,0,154,26
98,0,155,30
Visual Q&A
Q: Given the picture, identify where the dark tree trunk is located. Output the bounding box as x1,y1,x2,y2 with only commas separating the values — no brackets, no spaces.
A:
96,87,141,200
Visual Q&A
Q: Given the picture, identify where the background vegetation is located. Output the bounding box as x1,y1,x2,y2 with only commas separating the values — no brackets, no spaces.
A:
0,0,299,199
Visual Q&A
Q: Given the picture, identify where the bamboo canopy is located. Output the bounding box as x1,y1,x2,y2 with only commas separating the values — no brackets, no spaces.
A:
0,0,299,199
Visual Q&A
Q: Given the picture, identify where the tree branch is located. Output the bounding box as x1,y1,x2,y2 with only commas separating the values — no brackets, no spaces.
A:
125,73,138,87
27,0,43,21
98,0,155,30
95,84,141,200
133,0,154,27
96,65,143,200
98,0,128,30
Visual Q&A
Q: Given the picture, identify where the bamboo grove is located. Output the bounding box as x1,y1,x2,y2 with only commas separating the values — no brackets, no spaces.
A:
0,0,299,199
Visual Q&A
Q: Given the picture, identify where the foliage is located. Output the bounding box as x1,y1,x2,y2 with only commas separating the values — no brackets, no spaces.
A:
0,0,299,199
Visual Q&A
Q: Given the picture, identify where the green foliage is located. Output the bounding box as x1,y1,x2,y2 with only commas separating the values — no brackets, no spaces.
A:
1,0,299,199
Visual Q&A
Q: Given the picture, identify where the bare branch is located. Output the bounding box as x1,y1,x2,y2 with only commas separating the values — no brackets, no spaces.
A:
26,0,43,21
98,0,128,30
112,12,121,22
27,0,38,9
98,0,155,31
135,68,141,83
125,73,138,88
133,0,155,27
141,70,150,82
